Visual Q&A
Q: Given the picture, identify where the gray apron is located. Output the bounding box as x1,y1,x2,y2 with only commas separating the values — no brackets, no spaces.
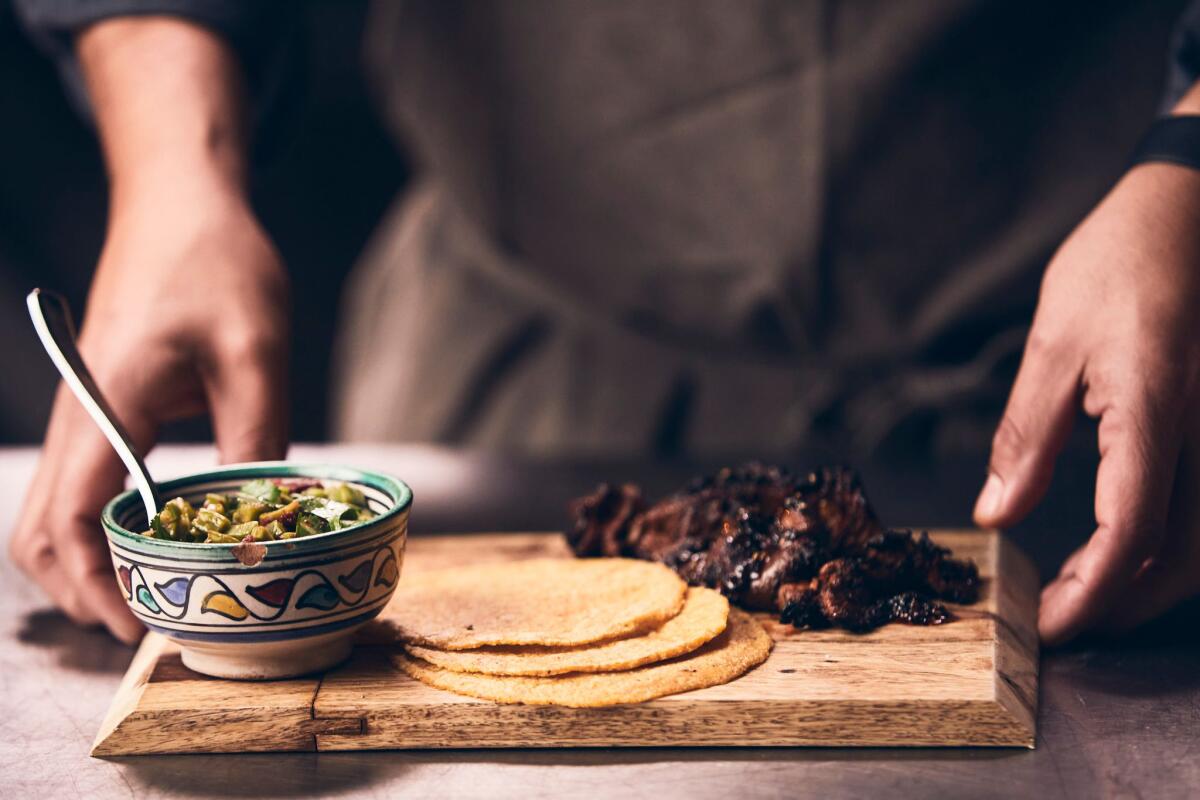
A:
332,0,1168,456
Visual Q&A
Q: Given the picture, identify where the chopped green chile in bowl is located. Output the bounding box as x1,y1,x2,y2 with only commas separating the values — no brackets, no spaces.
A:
145,478,378,544
101,462,411,680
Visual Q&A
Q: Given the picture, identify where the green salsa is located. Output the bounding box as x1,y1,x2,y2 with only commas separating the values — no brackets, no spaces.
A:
143,479,376,543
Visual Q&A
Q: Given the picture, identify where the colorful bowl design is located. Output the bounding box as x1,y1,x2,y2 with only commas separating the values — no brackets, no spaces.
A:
102,463,411,679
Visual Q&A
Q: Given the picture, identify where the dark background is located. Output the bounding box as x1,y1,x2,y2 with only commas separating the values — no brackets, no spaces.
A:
0,0,1190,448
0,0,406,444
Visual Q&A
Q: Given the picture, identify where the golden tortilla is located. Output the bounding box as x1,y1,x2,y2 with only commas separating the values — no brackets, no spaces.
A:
404,587,729,676
394,609,773,707
383,558,687,649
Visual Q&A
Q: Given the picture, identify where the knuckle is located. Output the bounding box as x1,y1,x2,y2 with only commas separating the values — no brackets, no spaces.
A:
7,535,31,571
9,532,49,574
1097,406,1139,442
215,325,279,365
1023,325,1064,364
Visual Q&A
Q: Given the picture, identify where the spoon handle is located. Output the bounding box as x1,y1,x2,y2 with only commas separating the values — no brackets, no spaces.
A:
26,288,161,523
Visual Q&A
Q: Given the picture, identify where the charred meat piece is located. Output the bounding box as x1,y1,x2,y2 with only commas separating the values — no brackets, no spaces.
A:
814,559,953,631
860,529,981,603
742,531,826,610
566,463,980,632
778,466,885,552
815,559,884,631
566,483,644,557
879,592,952,626
685,462,803,515
777,581,827,629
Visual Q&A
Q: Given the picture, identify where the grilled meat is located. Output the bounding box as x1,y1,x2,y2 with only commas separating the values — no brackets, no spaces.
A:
567,464,979,632
566,483,645,558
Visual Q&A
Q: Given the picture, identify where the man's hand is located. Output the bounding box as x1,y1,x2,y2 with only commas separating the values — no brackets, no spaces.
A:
9,18,288,642
974,148,1200,644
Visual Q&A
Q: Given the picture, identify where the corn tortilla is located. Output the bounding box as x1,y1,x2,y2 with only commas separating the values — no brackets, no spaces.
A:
383,558,687,649
395,609,772,707
405,587,729,676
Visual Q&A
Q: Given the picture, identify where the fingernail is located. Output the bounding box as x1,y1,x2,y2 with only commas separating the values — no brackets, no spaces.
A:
974,474,1005,522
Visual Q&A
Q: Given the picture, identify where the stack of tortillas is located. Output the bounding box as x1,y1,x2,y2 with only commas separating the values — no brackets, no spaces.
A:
383,558,773,707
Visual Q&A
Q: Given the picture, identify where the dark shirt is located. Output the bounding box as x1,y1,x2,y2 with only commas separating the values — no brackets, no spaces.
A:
15,1,1200,113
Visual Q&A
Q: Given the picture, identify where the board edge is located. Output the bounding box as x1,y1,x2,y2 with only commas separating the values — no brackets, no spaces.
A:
91,632,171,757
990,532,1040,749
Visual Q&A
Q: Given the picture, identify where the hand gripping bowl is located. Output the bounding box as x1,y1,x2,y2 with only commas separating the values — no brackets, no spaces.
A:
101,463,411,679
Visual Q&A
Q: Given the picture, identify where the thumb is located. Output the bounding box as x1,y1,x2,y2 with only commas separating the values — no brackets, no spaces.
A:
975,332,1079,528
204,333,289,464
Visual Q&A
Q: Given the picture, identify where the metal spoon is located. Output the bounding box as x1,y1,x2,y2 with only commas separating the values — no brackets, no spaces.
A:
26,288,161,522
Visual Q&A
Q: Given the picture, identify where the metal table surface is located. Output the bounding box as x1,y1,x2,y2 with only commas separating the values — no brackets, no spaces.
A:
2,444,1198,799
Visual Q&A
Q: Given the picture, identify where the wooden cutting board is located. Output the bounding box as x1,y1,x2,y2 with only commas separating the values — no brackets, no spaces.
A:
92,530,1038,755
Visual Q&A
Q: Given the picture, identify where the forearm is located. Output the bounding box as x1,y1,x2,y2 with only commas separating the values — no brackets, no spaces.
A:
77,16,249,213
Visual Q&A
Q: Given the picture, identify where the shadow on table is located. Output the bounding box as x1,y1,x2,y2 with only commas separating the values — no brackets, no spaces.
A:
1043,596,1200,700
16,608,133,675
109,745,1034,799
110,754,385,798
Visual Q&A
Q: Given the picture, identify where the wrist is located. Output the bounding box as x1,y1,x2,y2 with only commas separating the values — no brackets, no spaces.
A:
109,146,247,218
1116,162,1200,258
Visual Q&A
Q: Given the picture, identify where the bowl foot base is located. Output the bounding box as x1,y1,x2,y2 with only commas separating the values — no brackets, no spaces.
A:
179,629,355,680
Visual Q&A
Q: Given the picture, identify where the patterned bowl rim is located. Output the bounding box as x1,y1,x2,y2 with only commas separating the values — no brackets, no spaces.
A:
101,461,412,557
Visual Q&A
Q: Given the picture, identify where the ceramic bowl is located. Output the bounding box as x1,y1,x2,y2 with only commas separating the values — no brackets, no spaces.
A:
101,462,411,680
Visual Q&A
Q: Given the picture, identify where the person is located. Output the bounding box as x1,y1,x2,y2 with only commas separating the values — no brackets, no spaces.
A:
9,1,1200,647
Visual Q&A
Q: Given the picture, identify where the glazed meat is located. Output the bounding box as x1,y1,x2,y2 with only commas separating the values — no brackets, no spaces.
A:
567,464,979,632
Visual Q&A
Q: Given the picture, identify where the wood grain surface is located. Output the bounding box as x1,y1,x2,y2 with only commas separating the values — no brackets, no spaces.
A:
93,531,1038,756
